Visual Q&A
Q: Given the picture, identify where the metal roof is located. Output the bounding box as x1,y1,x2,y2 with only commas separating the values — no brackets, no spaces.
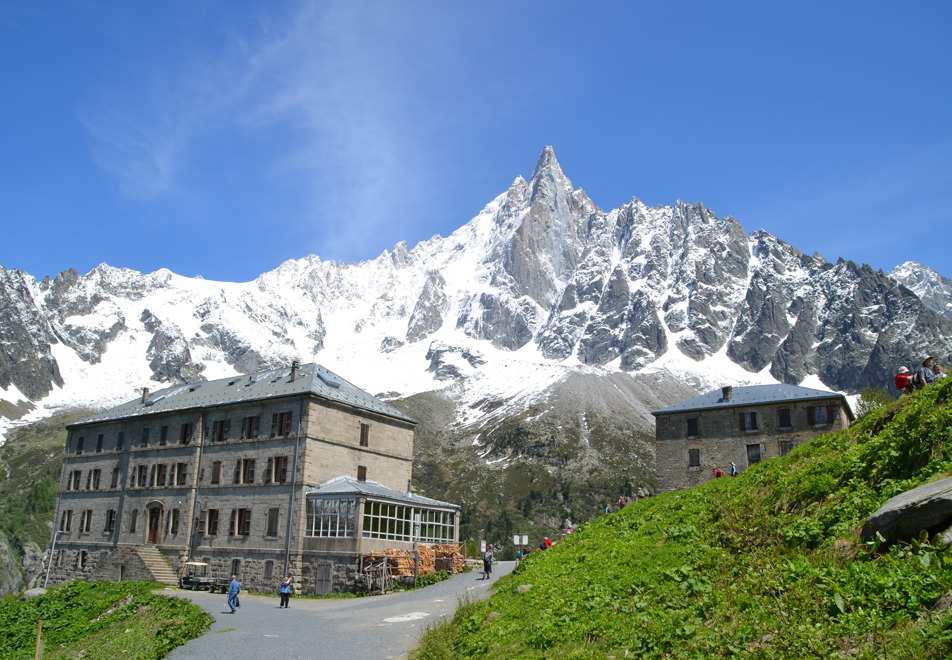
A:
651,384,852,418
74,362,416,426
306,476,460,510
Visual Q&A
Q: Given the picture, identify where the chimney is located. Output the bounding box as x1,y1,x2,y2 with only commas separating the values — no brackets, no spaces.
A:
141,387,150,402
722,386,732,402
290,360,300,382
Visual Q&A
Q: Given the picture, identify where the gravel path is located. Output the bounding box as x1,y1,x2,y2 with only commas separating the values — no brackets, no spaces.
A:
165,562,514,660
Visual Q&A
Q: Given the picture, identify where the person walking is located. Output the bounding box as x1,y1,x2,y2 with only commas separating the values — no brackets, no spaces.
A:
279,576,292,608
227,575,241,614
481,547,494,580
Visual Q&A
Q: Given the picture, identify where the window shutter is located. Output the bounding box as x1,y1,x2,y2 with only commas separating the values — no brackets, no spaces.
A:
279,459,288,483
222,420,230,440
252,416,259,437
241,417,248,439
229,510,236,536
807,406,816,425
234,461,241,484
738,413,745,432
750,412,758,430
282,412,293,436
271,413,278,437
265,458,273,484
248,459,255,483
827,405,836,424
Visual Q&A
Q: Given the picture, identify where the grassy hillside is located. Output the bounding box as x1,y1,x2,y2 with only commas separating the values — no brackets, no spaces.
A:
413,379,952,659
0,580,212,659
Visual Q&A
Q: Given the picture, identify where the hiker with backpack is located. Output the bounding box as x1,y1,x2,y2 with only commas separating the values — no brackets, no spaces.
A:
912,357,936,390
895,366,913,395
481,546,494,580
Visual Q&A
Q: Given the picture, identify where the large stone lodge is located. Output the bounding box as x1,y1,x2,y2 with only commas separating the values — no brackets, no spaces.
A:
48,362,460,595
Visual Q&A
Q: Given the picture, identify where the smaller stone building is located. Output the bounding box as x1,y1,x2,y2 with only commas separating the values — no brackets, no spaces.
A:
653,384,854,492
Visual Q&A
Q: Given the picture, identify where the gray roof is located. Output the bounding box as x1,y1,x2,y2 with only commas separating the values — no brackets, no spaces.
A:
651,384,852,418
74,362,415,426
307,476,460,510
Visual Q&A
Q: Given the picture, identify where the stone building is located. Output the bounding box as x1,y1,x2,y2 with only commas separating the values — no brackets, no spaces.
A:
47,362,459,594
653,384,854,492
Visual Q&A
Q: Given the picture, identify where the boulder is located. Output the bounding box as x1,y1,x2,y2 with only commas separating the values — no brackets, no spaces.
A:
860,477,952,544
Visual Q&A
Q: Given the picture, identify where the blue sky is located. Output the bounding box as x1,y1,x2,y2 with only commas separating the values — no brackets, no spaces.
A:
2,1,950,283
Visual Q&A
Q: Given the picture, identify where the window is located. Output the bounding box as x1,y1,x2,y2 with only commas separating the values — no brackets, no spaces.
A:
778,439,794,455
179,423,193,445
111,468,120,489
361,500,456,543
266,508,280,536
686,417,699,438
231,559,241,577
135,465,148,488
306,499,356,538
60,510,73,532
206,509,220,536
96,434,104,453
80,509,93,533
229,509,252,536
265,456,289,484
235,459,255,484
158,425,168,446
211,461,222,485
241,416,259,439
116,432,124,451
75,436,85,455
175,463,187,486
130,509,138,533
151,464,169,487
105,509,117,533
738,412,758,432
359,423,370,447
777,408,792,429
688,448,701,468
140,428,150,447
263,560,274,580
807,405,834,426
78,551,88,570
357,465,367,482
86,469,101,490
67,470,81,491
271,411,293,437
211,420,231,442
169,509,180,535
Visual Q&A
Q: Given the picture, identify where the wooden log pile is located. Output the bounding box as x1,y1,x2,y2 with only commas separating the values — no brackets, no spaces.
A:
362,544,464,576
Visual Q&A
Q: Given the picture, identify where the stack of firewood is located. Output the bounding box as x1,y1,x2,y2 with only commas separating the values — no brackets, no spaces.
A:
362,544,464,576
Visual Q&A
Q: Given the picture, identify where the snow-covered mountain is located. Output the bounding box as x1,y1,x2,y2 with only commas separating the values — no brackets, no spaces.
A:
891,261,952,321
3,147,952,447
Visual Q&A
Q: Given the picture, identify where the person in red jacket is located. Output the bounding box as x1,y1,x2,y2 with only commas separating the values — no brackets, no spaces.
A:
895,366,913,396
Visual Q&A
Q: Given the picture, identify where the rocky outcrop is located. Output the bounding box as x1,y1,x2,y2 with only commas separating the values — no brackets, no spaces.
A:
860,476,952,544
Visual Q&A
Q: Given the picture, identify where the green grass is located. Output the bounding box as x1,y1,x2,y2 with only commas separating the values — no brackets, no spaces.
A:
0,580,212,660
412,378,952,659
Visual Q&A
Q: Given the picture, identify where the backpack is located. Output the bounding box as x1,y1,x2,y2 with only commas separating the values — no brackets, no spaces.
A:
913,370,924,389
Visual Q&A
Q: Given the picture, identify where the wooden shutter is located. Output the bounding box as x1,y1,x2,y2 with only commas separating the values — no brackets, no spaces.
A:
738,413,746,431
248,459,255,483
271,413,278,437
827,405,836,424
279,458,288,483
265,458,273,484
282,412,293,436
229,509,236,536
222,420,230,440
807,406,816,425
234,461,241,484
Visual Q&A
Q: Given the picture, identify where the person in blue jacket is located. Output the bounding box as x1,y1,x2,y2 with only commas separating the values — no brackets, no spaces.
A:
228,575,241,613
279,576,292,608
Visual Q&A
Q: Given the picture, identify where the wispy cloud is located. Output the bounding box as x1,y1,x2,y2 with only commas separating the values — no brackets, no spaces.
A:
79,0,446,257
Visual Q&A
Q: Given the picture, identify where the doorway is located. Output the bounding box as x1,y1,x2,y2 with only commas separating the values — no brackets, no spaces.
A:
148,507,162,544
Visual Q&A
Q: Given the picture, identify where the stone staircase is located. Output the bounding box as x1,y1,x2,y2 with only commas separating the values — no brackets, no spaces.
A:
135,545,179,586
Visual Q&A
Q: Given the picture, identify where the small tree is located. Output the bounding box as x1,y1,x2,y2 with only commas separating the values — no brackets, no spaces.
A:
856,386,893,418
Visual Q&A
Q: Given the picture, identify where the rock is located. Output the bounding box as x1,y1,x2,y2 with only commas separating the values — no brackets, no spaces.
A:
21,588,47,600
516,584,533,593
860,477,952,544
